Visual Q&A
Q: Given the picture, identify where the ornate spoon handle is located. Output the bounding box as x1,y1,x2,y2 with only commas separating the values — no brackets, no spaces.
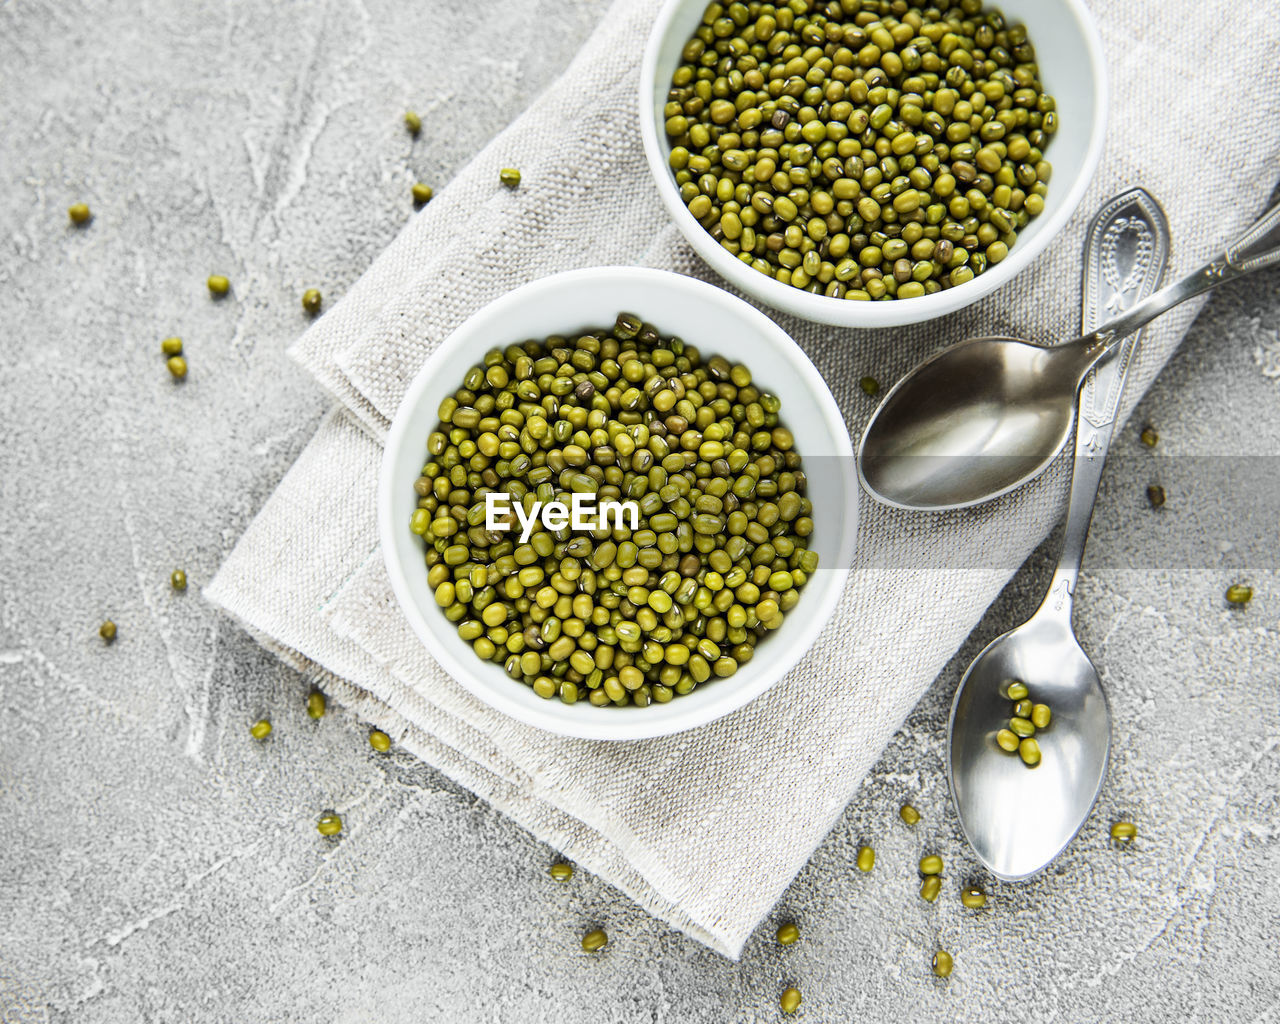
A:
1042,188,1170,618
1079,196,1280,365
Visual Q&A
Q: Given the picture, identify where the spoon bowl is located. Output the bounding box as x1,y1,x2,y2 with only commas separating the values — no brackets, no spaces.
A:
857,337,1088,511
948,612,1111,880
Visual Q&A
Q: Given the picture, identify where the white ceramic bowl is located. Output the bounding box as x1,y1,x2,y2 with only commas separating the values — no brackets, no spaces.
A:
380,267,857,741
639,0,1108,328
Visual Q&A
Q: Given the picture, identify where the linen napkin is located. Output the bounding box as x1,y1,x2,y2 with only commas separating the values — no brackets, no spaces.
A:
207,0,1280,957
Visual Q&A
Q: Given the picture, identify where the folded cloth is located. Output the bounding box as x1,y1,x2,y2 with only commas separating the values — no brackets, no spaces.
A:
207,0,1280,957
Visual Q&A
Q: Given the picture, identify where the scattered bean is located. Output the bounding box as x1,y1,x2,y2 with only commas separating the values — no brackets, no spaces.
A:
306,691,326,719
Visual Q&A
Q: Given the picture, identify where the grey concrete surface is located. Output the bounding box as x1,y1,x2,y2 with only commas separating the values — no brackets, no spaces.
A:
2,2,1278,1022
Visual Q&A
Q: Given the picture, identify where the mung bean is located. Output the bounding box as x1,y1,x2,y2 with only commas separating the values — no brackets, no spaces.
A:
306,691,326,719
1110,820,1137,843
1226,584,1253,605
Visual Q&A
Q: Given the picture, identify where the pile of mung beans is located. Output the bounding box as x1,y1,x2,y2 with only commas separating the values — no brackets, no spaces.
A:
664,0,1056,300
411,313,817,707
995,677,1049,766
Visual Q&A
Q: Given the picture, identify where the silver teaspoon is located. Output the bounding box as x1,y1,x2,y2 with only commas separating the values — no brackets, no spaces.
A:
947,188,1169,882
857,197,1280,512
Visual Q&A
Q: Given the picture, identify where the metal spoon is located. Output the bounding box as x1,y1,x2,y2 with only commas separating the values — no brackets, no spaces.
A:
946,189,1168,882
857,198,1280,512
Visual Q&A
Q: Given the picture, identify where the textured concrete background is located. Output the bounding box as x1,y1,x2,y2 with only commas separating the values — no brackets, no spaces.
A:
2,1,1278,1021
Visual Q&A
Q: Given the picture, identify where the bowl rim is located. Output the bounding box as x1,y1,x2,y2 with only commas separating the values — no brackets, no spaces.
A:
378,266,857,741
638,0,1109,329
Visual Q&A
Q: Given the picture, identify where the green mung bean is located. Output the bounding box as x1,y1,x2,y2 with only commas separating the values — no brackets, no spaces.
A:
411,183,434,205
1148,484,1167,509
1225,584,1253,605
500,168,522,188
664,1,1055,302
316,812,343,836
207,274,230,296
99,620,117,643
302,288,323,315
856,845,875,872
404,110,422,136
780,987,801,1014
369,729,391,752
920,875,942,902
919,855,943,876
899,803,920,826
161,336,183,357
961,886,987,908
776,922,799,946
581,928,608,952
249,718,271,740
166,355,187,380
550,862,573,882
68,202,92,225
306,690,326,719
1140,425,1158,448
170,569,187,591
932,950,954,978
1110,820,1137,843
